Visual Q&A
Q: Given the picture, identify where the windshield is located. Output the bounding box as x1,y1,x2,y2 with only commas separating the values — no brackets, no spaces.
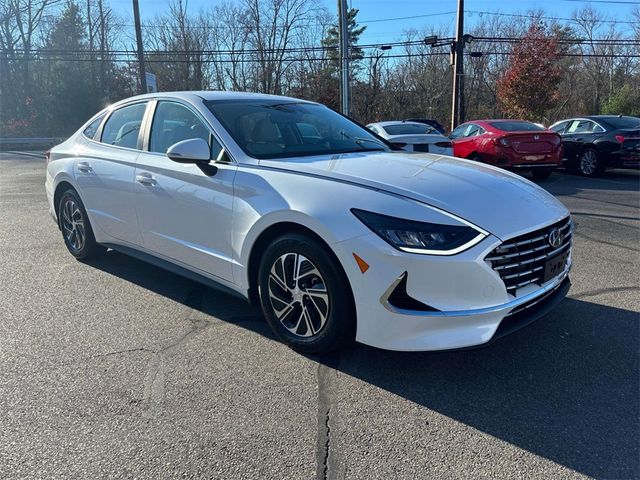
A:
205,99,391,159
382,123,436,135
488,121,545,132
602,116,640,130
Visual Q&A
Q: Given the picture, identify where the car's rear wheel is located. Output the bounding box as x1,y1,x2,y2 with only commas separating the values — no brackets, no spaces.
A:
258,233,355,353
468,153,482,162
578,149,603,177
532,169,553,180
58,189,105,260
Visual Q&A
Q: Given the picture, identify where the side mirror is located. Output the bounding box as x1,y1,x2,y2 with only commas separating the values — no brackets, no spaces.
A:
167,138,211,163
166,138,217,176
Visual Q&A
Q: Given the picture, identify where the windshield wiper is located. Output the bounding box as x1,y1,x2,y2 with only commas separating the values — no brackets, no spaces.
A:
338,131,387,151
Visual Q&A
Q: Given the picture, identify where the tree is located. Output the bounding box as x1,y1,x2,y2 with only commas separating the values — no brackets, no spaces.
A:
44,0,94,134
321,7,366,67
601,84,640,116
497,24,562,121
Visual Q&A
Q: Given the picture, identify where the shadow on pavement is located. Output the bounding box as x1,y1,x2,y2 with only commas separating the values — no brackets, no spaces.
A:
537,169,640,196
88,250,639,479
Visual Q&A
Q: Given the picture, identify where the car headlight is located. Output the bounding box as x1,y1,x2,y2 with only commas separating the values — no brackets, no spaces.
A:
351,208,487,255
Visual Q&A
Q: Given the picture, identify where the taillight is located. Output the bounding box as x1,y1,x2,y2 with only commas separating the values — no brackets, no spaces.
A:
494,137,511,147
615,135,625,143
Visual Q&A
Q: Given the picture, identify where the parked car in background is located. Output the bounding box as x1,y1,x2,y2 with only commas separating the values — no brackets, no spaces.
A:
367,121,453,155
46,91,572,353
449,120,562,180
549,115,640,177
404,118,447,134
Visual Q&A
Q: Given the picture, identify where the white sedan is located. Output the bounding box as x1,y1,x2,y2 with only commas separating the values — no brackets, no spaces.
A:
46,91,572,353
367,120,453,155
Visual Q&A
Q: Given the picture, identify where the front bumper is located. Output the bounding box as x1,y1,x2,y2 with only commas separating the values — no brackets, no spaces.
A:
333,231,571,352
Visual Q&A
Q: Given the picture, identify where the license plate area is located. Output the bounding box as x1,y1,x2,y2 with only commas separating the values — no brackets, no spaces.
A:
543,251,569,283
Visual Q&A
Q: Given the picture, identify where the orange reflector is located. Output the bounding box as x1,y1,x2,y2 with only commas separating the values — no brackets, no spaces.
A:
352,253,370,274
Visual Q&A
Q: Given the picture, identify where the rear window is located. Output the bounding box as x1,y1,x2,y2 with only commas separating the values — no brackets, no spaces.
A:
488,121,545,132
382,124,436,135
82,114,105,139
602,116,640,130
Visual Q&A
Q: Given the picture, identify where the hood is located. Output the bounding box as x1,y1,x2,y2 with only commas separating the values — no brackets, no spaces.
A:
385,134,448,145
261,151,568,240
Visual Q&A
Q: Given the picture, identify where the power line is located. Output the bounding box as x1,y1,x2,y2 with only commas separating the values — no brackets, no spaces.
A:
467,9,638,25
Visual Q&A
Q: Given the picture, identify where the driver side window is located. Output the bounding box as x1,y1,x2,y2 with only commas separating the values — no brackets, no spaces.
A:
450,125,467,139
150,102,213,155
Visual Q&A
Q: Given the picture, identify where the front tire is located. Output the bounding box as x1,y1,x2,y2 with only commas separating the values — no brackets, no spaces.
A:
58,189,105,260
258,234,355,353
578,148,603,177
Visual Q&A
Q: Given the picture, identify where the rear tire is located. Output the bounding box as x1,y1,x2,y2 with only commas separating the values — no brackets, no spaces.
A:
58,189,105,260
258,233,355,354
578,148,603,177
532,169,553,180
468,153,482,162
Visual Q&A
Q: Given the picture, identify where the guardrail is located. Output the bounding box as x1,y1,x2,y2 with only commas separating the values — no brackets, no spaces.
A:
0,137,65,150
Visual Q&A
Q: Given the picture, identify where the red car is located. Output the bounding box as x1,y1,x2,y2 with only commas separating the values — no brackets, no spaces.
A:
449,120,562,179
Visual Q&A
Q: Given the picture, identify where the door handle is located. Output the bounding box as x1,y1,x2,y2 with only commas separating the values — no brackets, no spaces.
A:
136,173,157,187
77,162,93,173
575,138,583,142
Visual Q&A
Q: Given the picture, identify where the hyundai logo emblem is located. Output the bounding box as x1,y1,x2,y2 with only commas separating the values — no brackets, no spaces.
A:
548,228,564,248
534,135,540,140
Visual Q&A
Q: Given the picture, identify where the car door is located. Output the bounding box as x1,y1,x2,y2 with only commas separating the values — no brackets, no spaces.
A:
74,102,148,245
134,100,238,283
562,119,595,162
451,123,480,158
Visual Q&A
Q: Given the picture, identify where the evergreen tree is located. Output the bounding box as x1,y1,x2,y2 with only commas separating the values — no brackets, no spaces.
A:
322,8,367,66
45,1,95,135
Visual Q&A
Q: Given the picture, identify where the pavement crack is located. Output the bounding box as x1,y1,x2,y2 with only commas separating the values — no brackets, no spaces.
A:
316,352,342,480
142,285,211,418
90,347,154,359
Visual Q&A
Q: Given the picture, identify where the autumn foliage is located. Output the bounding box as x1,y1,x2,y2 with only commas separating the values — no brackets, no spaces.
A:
497,25,562,121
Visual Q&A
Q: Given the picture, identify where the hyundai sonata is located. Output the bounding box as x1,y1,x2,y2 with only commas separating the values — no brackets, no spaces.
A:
46,92,572,353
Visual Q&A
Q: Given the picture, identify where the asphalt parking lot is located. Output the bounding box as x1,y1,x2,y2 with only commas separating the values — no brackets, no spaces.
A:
0,151,638,479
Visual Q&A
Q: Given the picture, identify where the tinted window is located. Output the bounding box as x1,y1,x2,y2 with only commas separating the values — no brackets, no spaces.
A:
382,124,436,135
101,103,147,149
488,121,545,132
567,120,594,134
206,99,390,159
550,121,569,134
83,114,105,139
602,116,640,130
150,102,213,155
449,125,467,139
463,124,482,137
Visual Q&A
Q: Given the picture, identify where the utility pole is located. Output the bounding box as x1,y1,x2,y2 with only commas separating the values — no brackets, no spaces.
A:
132,0,147,94
338,0,350,116
450,0,464,131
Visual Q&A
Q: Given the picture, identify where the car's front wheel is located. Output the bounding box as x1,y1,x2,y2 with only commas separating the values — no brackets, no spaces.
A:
578,148,603,177
258,233,355,353
58,189,105,260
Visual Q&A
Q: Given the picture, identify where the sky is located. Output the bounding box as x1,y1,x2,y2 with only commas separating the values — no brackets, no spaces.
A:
109,0,640,41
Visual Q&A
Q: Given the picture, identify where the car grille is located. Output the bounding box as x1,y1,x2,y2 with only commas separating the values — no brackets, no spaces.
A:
485,216,572,295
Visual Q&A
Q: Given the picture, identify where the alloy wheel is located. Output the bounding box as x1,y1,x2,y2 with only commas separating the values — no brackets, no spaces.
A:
267,252,330,338
61,198,86,252
579,150,598,175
